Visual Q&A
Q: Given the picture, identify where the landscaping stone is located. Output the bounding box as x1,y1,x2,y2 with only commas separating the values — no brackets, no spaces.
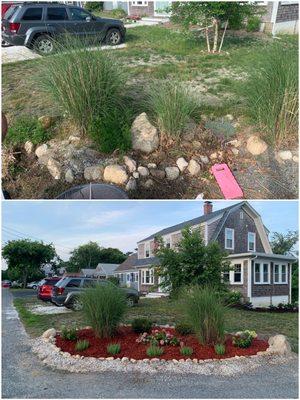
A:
188,159,201,176
210,152,218,160
199,155,209,164
35,144,49,158
47,158,61,180
38,115,54,130
84,165,104,181
192,140,202,150
225,114,234,121
196,193,204,199
103,165,128,185
278,150,292,161
65,169,74,183
227,139,241,148
246,135,268,156
24,141,34,154
231,148,239,156
143,179,154,188
147,163,157,169
137,166,149,177
124,156,137,173
132,172,140,179
268,335,291,355
126,177,137,191
292,155,298,163
68,135,81,144
176,157,188,172
150,169,166,179
42,328,56,339
131,113,159,154
165,166,180,181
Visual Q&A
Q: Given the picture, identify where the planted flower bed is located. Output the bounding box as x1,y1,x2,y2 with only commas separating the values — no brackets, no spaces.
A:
55,326,268,361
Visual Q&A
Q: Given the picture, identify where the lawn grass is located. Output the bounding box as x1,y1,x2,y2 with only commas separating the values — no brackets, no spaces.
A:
14,297,298,353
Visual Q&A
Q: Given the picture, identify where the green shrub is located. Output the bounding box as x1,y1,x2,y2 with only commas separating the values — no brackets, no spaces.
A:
144,80,199,137
111,8,127,19
180,346,193,356
131,318,153,334
81,282,126,338
85,2,103,12
232,330,257,348
214,343,226,355
246,16,261,32
242,41,298,144
107,276,120,286
75,339,90,351
61,325,77,341
222,290,242,306
175,322,194,335
37,36,129,153
146,345,164,357
5,117,50,146
181,286,225,345
107,343,121,355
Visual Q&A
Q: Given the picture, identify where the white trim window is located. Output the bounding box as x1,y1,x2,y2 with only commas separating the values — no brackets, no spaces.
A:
225,228,234,250
141,269,154,284
233,264,242,284
145,242,150,258
164,236,171,248
131,1,148,6
248,232,256,252
274,264,288,284
254,262,270,284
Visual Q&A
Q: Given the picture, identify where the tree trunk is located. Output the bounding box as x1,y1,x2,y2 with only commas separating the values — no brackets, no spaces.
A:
205,27,211,53
218,19,229,53
212,19,219,53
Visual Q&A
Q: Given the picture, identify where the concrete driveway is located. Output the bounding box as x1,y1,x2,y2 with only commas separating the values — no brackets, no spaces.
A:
2,289,299,399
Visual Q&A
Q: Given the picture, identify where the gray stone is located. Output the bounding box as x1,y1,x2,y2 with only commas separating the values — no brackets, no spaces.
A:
137,166,149,177
231,148,239,156
225,114,234,121
165,166,180,181
192,140,202,150
103,165,128,185
124,156,137,173
246,135,268,156
24,141,34,154
35,144,48,158
126,177,137,191
188,159,201,176
42,328,56,339
268,335,291,355
132,172,140,179
65,169,74,183
147,163,157,169
292,155,298,163
68,135,81,144
131,113,159,154
278,150,292,161
47,158,61,180
199,155,209,164
84,165,104,181
210,152,218,160
143,179,154,188
176,157,188,172
150,169,165,179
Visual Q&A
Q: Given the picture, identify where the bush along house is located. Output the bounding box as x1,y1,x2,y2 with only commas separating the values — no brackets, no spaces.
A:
115,201,296,307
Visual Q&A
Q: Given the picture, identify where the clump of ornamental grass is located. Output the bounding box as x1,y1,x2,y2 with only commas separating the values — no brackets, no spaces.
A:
75,339,90,351
146,345,164,358
214,343,226,355
107,343,121,355
61,325,77,341
180,346,193,356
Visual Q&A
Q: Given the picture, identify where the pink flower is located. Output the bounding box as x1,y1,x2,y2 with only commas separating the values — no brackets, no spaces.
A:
180,341,185,348
160,340,165,345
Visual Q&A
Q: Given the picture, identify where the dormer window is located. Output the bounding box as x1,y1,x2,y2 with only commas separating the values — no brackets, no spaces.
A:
225,228,234,250
248,232,256,252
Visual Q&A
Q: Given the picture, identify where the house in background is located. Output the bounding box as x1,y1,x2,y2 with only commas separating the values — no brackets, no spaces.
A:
103,1,171,18
115,201,296,307
82,263,119,279
261,1,299,34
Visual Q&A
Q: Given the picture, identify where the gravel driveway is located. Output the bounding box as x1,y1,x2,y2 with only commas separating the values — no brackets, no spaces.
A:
2,289,299,399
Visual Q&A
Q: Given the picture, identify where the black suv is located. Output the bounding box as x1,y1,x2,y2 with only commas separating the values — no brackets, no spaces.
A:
51,277,139,311
2,2,126,54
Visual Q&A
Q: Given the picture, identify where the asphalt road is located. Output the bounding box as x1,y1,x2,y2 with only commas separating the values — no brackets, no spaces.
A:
2,289,299,399
10,289,37,299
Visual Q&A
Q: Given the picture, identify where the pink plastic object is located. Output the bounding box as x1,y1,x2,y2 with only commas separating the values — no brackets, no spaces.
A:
211,163,243,199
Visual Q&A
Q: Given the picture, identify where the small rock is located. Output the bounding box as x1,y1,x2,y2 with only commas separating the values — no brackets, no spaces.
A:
199,155,209,164
84,165,104,181
292,155,298,163
147,163,157,169
268,334,291,354
179,359,185,363
225,114,234,121
38,115,54,130
121,357,129,362
47,158,61,180
246,135,268,156
278,150,292,161
106,357,114,361
192,140,202,150
143,179,154,188
132,172,140,179
165,166,180,181
69,159,84,175
183,118,197,133
182,131,195,142
172,359,179,363
35,144,48,158
130,359,137,363
176,157,189,172
231,148,239,156
150,169,165,179
124,156,137,173
150,358,160,363
65,168,74,183
42,328,56,339
24,141,34,154
69,135,81,144
210,152,218,160
227,139,241,148
126,177,137,191
188,159,201,176
142,358,150,363
193,358,198,363
137,166,149,177
196,193,204,199
103,165,128,185
131,113,159,154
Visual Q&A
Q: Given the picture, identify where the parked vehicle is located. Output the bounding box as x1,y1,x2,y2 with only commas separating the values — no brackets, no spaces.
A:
37,277,61,301
2,280,11,288
11,280,22,288
51,277,139,311
1,2,126,54
26,281,40,290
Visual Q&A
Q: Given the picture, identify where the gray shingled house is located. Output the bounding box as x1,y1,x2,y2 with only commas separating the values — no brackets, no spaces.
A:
82,263,119,279
115,201,296,307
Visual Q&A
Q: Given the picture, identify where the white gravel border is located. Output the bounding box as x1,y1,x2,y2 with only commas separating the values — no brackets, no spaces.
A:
31,329,294,376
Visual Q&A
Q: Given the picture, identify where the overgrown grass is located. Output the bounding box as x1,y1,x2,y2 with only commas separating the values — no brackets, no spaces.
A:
241,40,298,144
5,117,50,146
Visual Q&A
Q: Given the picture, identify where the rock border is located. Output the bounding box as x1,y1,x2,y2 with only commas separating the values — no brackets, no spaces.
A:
32,329,293,376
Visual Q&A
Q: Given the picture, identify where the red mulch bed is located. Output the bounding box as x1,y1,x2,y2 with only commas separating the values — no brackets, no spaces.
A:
55,327,269,360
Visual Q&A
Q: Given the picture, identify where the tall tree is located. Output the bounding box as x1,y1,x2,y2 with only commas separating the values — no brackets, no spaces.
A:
2,239,56,287
170,2,258,53
154,227,230,295
270,230,298,255
98,247,127,264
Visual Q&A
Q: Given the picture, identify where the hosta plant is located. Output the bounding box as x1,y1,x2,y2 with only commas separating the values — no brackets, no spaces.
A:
232,330,257,348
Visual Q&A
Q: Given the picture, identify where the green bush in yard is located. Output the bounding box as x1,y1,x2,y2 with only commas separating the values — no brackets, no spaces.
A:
131,318,153,333
246,15,261,32
81,283,126,338
61,325,77,341
5,117,50,146
181,286,225,345
175,322,194,335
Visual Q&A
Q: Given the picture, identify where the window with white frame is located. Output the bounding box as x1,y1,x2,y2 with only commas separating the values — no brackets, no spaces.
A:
222,270,230,283
233,264,242,283
248,232,256,252
254,262,270,284
145,242,150,258
126,273,131,282
274,264,288,284
165,236,171,248
141,269,154,284
135,272,139,282
225,228,234,250
131,1,148,6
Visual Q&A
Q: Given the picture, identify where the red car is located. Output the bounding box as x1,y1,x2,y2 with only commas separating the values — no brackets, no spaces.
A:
37,277,61,302
2,280,11,288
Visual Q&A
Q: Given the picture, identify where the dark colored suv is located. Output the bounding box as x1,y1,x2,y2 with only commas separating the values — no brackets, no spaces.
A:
2,2,126,54
51,277,139,311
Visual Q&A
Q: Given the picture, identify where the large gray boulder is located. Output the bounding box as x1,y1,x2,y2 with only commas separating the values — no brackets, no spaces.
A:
131,113,159,154
103,165,128,185
267,334,292,355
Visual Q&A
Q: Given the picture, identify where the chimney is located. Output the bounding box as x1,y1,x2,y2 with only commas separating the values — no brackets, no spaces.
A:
203,201,213,215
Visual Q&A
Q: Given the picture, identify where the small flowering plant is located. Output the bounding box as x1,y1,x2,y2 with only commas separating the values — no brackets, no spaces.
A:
232,330,257,348
136,329,180,346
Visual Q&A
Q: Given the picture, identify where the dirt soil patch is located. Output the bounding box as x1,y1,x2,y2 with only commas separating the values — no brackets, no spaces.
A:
55,326,268,361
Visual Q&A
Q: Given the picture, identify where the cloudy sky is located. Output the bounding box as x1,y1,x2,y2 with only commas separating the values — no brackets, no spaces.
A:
2,200,298,263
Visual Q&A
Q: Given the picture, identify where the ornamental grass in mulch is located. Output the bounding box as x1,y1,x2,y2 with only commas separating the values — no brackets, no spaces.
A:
55,326,268,360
